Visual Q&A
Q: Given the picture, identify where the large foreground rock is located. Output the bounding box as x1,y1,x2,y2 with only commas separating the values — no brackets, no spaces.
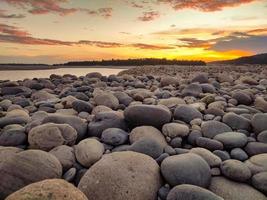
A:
0,150,62,199
124,105,171,128
78,151,161,200
6,179,88,200
209,177,266,200
161,153,211,187
167,184,223,200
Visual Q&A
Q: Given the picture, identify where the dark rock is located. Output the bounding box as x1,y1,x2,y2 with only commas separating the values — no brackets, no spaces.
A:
101,128,128,146
214,132,248,149
174,105,203,123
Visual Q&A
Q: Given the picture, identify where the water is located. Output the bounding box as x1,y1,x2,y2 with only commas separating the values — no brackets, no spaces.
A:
0,67,127,81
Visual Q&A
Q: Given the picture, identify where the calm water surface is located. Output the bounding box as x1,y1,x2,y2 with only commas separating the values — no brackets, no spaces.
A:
0,67,127,81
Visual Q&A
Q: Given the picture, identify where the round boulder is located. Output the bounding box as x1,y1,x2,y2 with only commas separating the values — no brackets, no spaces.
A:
101,128,128,146
161,153,211,187
201,121,232,138
174,105,203,123
214,132,248,149
162,123,189,138
78,151,161,200
6,179,88,200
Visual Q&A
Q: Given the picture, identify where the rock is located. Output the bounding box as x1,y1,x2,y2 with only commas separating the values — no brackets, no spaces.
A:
245,153,267,174
113,92,133,106
222,112,251,131
196,137,224,151
1,86,31,96
187,130,202,145
232,91,252,105
192,73,209,83
254,97,267,112
0,150,62,199
182,83,203,97
49,145,76,171
190,148,222,167
214,132,248,149
209,176,266,200
0,146,23,164
220,159,251,182
161,153,211,187
257,130,267,143
167,184,223,200
42,114,87,141
101,128,128,146
74,138,104,168
88,111,127,137
129,138,163,158
72,100,93,113
31,90,59,103
217,73,233,83
0,125,26,146
78,151,161,200
124,105,171,128
213,150,230,161
174,105,203,123
86,72,102,79
160,76,179,87
252,172,267,195
63,167,76,182
28,123,77,151
244,142,267,156
158,97,185,110
162,123,189,138
251,113,267,134
94,92,119,110
0,116,30,128
230,148,248,161
129,126,167,148
5,179,88,200
201,121,232,138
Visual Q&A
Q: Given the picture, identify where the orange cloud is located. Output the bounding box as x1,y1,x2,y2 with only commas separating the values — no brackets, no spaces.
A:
158,0,258,12
138,11,160,21
0,9,25,18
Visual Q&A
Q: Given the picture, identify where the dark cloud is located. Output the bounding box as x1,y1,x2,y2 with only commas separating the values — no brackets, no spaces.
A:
0,9,25,18
138,11,160,21
158,0,257,12
80,7,113,18
0,23,29,36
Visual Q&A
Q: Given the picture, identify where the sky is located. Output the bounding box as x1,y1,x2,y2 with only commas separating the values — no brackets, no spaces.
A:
0,0,267,64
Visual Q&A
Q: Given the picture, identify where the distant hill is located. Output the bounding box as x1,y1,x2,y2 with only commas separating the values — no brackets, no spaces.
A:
56,58,206,66
210,53,267,65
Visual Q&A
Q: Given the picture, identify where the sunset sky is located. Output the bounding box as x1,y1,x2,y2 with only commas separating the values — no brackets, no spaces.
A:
0,0,267,64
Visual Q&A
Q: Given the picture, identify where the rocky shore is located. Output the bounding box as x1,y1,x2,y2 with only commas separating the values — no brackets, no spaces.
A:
0,65,267,200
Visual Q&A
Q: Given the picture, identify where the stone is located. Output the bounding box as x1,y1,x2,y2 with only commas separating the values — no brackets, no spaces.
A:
251,113,267,134
49,145,76,171
214,132,248,149
0,150,62,199
28,123,77,151
196,137,224,151
158,97,185,109
167,184,223,200
42,114,87,141
124,105,171,128
88,111,127,138
101,128,128,146
201,121,232,138
113,92,133,106
174,105,203,123
94,92,119,110
209,177,266,200
129,138,163,159
0,116,30,128
182,83,203,97
0,146,23,164
220,159,251,182
160,76,179,87
245,153,267,174
257,130,267,143
222,112,251,131
63,167,76,182
190,148,222,167
0,125,26,146
162,123,189,138
192,73,209,83
230,148,248,161
244,142,267,156
72,100,93,113
5,179,88,200
254,97,267,112
129,126,167,148
213,150,230,161
78,151,161,200
232,91,252,105
74,138,104,168
31,90,59,103
252,172,267,195
161,153,211,187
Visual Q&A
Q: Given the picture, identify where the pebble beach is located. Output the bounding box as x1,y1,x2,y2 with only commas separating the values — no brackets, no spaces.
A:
0,65,267,200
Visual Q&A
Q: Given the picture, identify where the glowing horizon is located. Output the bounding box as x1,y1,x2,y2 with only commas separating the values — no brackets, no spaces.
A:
0,0,267,64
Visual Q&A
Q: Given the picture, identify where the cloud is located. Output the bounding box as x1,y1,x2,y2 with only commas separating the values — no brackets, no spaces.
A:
0,9,25,18
0,23,174,50
158,0,257,12
138,11,160,21
177,38,213,48
2,0,113,17
153,28,222,36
